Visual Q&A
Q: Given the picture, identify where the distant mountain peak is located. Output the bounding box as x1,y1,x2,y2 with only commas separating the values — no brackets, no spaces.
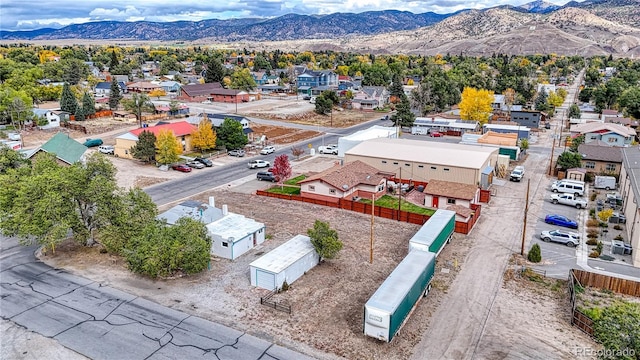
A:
519,0,561,13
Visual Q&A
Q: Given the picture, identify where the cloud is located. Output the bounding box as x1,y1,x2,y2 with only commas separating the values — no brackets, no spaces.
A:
89,6,142,20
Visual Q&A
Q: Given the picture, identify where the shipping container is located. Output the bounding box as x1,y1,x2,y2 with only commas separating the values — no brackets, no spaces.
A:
408,209,455,256
364,250,436,342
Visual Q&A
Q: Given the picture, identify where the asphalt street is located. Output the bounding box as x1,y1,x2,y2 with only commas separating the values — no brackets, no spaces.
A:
0,236,315,360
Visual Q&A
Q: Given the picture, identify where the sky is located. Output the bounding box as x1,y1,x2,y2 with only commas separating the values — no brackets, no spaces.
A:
1,0,575,31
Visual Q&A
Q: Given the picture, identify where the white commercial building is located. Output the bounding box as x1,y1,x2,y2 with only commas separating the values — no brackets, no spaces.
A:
337,125,397,157
249,235,319,290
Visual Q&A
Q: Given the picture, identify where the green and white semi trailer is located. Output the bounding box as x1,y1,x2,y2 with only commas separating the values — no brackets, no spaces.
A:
408,209,455,256
363,250,436,342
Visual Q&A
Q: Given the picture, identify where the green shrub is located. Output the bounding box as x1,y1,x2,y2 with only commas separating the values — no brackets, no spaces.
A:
596,241,603,254
589,208,596,218
615,234,623,240
527,243,542,263
281,280,290,292
613,224,622,230
599,222,609,228
590,193,597,201
582,306,603,321
586,238,598,246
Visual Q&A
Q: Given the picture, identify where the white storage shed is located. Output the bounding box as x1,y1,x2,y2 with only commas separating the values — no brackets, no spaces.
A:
249,235,320,291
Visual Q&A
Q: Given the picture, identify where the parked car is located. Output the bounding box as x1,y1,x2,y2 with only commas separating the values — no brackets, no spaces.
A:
98,145,114,155
228,149,245,157
318,144,338,155
510,166,525,182
260,145,276,155
248,160,270,169
83,138,103,147
302,95,311,100
544,214,578,229
256,171,278,182
550,193,587,209
186,161,205,169
194,157,213,167
201,100,212,104
430,131,443,138
541,229,581,247
171,164,192,173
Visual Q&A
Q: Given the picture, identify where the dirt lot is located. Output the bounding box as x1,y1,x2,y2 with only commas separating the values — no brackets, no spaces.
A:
243,107,387,128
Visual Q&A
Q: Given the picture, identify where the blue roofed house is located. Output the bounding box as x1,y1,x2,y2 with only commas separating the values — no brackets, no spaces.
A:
26,132,88,165
94,81,127,97
158,80,181,94
297,70,338,95
157,197,266,260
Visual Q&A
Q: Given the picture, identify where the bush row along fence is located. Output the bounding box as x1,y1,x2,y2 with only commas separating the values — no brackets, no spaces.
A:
259,289,292,314
568,268,640,337
255,190,481,234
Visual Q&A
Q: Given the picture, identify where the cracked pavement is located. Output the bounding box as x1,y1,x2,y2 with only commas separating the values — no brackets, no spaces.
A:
0,236,315,360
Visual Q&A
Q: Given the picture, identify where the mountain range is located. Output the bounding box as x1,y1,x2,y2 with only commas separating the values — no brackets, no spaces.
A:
1,0,639,57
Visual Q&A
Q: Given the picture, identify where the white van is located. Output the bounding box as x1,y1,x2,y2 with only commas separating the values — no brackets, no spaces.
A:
551,181,585,197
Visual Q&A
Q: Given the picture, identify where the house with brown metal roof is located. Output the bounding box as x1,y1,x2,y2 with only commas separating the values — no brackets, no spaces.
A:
298,160,391,203
423,179,480,211
578,142,623,176
177,82,223,102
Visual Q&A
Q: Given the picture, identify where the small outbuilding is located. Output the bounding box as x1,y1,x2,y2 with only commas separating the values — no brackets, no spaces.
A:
249,235,319,291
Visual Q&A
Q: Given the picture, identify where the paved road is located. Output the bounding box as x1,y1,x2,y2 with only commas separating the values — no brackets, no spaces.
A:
0,236,315,360
145,117,389,205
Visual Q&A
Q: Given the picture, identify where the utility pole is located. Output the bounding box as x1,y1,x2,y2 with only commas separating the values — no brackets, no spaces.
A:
521,179,530,256
548,127,557,176
397,167,402,221
370,193,375,264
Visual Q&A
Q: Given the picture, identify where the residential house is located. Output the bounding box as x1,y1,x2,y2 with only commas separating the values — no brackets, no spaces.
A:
26,132,87,165
157,198,266,260
537,84,556,94
616,147,640,267
492,94,506,112
606,117,639,129
252,71,269,85
114,121,196,158
298,160,390,203
209,88,249,103
154,103,190,116
32,109,64,129
351,86,389,111
423,179,480,210
177,82,223,102
569,122,636,146
601,109,621,121
297,70,338,88
127,81,162,94
157,81,181,94
94,81,127,97
187,113,252,137
112,75,130,83
578,141,623,176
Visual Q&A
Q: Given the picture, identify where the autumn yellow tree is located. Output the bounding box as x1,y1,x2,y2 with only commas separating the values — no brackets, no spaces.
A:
155,129,182,165
548,91,564,108
191,117,217,152
459,87,494,124
503,88,516,114
149,88,166,99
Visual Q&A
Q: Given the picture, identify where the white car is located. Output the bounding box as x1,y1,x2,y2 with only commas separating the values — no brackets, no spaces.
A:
260,145,275,155
318,144,338,155
248,160,270,169
540,230,581,247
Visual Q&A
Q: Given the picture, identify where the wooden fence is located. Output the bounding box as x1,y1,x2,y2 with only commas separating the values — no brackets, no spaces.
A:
255,190,481,234
260,289,292,314
572,269,640,297
568,270,595,336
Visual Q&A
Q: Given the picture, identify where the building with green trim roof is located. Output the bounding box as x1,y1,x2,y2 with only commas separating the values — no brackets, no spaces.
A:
27,132,88,165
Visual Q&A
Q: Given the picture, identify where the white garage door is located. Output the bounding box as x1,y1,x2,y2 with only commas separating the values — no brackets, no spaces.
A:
256,270,275,290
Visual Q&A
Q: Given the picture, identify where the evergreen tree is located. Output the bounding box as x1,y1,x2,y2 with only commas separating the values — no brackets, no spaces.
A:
535,88,550,112
81,92,95,117
307,220,343,262
216,118,248,150
527,243,541,263
130,130,156,163
108,78,122,111
205,57,225,84
60,83,78,114
392,95,416,128
74,106,85,121
109,50,119,69
388,73,405,101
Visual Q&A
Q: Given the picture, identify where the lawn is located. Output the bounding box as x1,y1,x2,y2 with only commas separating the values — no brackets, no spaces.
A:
360,195,435,216
265,175,305,195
